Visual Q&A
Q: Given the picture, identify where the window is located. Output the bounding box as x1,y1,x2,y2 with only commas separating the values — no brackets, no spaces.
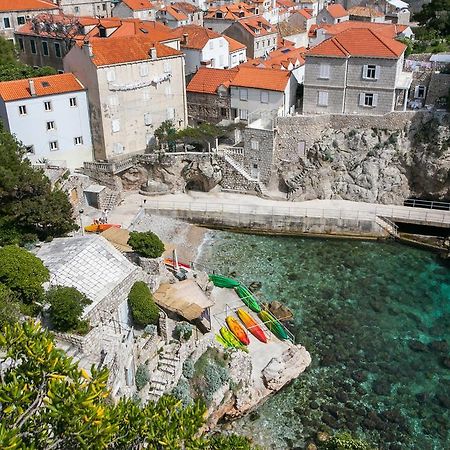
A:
167,107,175,120
49,141,59,151
260,91,269,103
140,64,149,77
239,88,248,101
19,105,27,115
165,85,172,96
44,101,52,111
74,136,83,145
144,113,152,125
25,145,34,154
414,85,426,99
30,39,36,54
69,97,77,107
17,16,25,25
363,64,379,80
250,139,259,150
106,69,116,82
143,88,150,100
239,109,248,120
113,142,124,154
18,38,24,52
319,64,330,79
42,41,49,56
3,17,11,29
359,92,378,107
109,95,118,106
112,119,120,132
298,141,306,157
220,107,228,117
46,121,55,130
209,41,214,49
74,6,80,13
219,39,224,47
164,61,172,73
317,91,329,106
54,42,61,58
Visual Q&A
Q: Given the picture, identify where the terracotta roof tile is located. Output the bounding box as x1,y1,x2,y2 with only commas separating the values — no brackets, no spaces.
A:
307,27,406,58
347,6,385,18
326,4,349,18
230,66,290,91
164,5,188,21
237,16,276,37
170,24,221,50
121,0,154,11
224,35,246,52
89,35,182,66
0,0,58,12
296,8,312,19
0,73,84,102
175,2,201,14
316,20,409,39
243,46,305,69
187,67,238,94
205,3,255,20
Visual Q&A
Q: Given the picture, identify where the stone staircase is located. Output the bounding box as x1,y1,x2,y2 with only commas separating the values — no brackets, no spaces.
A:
376,216,399,238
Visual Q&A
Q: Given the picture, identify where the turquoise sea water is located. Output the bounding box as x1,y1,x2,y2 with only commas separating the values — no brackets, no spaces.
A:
197,232,450,450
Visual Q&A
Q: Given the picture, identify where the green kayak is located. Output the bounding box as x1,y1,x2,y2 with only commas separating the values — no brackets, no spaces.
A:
235,285,262,313
259,310,289,340
220,326,248,352
209,274,241,289
215,333,233,349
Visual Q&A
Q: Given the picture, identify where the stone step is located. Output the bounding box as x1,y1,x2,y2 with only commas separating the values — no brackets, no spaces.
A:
159,366,176,375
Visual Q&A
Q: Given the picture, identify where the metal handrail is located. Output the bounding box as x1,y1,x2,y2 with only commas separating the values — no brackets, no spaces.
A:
404,198,450,210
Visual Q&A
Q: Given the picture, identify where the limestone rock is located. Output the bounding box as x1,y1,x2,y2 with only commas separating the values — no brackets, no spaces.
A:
262,345,312,391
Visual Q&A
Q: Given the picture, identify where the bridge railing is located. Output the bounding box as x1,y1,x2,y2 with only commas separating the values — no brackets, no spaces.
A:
404,198,450,211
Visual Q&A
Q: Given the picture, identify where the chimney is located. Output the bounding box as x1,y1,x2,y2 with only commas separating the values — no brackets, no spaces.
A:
181,33,188,45
29,79,36,96
149,47,157,59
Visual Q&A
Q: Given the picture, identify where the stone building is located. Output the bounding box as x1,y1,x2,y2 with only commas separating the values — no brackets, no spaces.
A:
157,4,203,29
112,0,157,21
0,0,59,43
347,6,385,22
64,34,187,160
303,27,412,115
224,35,247,68
316,4,349,25
57,0,113,18
204,3,258,34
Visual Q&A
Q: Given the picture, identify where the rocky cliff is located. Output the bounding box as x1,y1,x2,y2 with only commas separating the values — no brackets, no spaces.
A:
276,112,450,204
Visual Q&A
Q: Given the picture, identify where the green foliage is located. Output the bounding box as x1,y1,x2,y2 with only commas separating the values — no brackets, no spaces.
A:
172,377,193,406
127,281,160,327
135,364,150,391
0,36,56,81
182,358,195,379
154,120,177,150
0,245,49,305
321,432,375,450
47,286,91,333
128,230,165,258
0,283,20,330
0,321,255,449
414,0,450,37
174,321,194,341
0,128,77,245
209,434,255,450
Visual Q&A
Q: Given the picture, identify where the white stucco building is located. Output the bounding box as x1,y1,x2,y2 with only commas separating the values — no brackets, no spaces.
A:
0,73,93,170
112,0,156,20
57,0,114,17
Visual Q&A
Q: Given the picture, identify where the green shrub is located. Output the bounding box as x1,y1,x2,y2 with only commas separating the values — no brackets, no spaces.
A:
128,281,159,327
47,286,91,332
172,377,193,406
321,432,375,450
174,322,193,341
202,363,229,402
0,283,20,330
135,364,150,391
128,231,165,258
182,358,195,379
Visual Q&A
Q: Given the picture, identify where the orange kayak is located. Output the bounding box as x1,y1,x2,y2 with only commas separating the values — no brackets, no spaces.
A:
84,223,121,233
237,308,267,343
226,316,250,345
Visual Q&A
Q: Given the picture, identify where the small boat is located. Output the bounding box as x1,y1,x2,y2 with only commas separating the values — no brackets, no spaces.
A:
226,316,250,345
84,223,121,233
164,258,191,270
209,274,240,289
258,310,289,341
220,326,248,352
215,333,233,349
235,285,261,313
237,309,267,343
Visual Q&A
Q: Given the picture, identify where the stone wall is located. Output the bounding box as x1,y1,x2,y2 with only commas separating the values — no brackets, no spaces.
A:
427,72,450,109
187,91,231,125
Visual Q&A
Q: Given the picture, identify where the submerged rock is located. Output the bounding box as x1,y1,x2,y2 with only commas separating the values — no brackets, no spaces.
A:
408,340,428,352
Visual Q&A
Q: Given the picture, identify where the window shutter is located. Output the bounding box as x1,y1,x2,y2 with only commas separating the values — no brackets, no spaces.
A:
362,65,368,79
375,65,380,80
140,64,149,77
372,94,378,107
144,113,151,125
359,93,365,106
414,86,420,98
112,119,120,132
107,69,116,82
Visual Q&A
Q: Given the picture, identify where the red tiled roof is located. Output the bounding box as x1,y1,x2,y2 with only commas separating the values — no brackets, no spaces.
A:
170,24,221,49
187,67,238,94
224,35,246,52
348,6,384,18
230,66,290,91
276,0,295,8
316,20,409,39
326,4,349,18
175,2,200,14
0,0,58,12
164,5,188,21
205,3,255,20
121,0,154,11
0,73,84,102
238,16,276,37
297,8,312,20
242,46,305,70
307,28,406,58
88,35,182,66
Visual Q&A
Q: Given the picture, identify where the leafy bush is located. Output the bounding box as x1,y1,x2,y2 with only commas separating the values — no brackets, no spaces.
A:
135,364,150,391
321,432,375,450
172,377,193,407
202,363,229,403
174,322,193,341
128,281,159,327
47,286,91,333
0,283,20,330
0,245,49,305
128,231,165,258
182,358,195,379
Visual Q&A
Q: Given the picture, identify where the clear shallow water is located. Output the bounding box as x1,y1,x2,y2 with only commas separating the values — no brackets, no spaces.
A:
198,232,450,450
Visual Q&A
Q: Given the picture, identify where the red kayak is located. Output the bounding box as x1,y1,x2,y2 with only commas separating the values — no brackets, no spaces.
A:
237,308,267,343
164,258,191,270
84,223,121,233
226,316,250,345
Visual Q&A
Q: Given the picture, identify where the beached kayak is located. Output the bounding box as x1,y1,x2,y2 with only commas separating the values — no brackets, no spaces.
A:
226,316,250,345
209,274,240,288
237,308,267,343
235,285,262,313
220,326,248,352
164,258,191,270
258,310,289,341
215,333,233,349
84,223,121,233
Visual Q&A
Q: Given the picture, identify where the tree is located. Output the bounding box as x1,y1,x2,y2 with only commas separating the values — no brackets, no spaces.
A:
320,432,375,450
127,281,160,327
414,0,450,37
128,230,165,258
154,120,178,151
0,321,255,449
0,245,49,306
0,283,21,330
47,286,91,333
0,127,77,244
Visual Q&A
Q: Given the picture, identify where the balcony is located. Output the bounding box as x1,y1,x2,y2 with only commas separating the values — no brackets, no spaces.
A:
396,71,413,90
